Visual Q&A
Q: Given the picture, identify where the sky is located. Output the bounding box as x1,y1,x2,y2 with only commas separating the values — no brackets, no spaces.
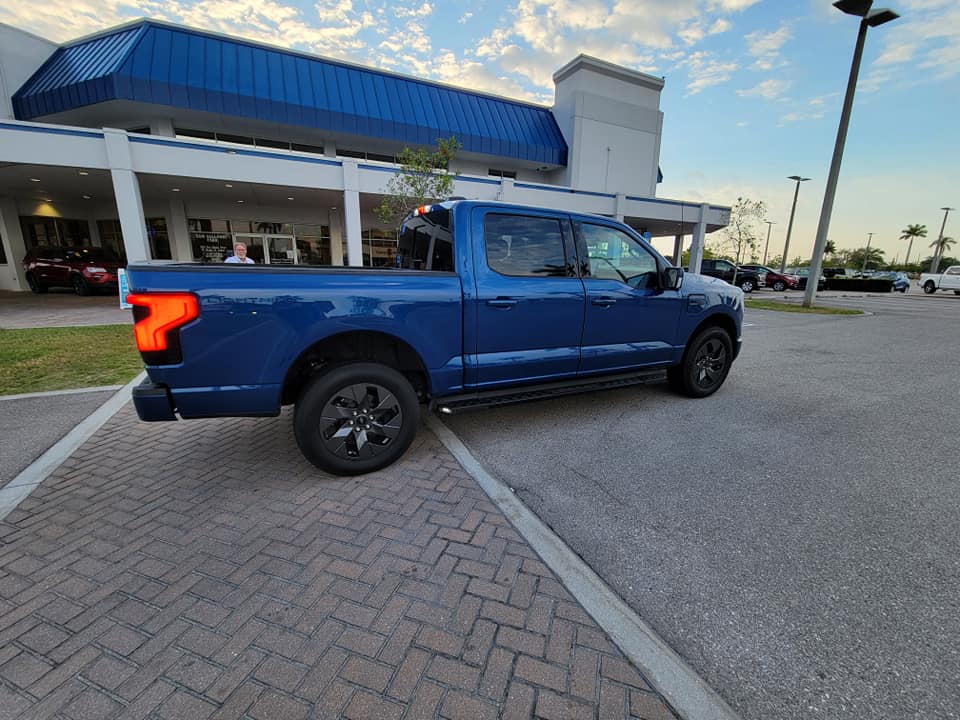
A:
2,0,957,263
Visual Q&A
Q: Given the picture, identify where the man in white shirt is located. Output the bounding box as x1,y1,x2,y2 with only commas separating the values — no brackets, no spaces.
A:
225,242,255,264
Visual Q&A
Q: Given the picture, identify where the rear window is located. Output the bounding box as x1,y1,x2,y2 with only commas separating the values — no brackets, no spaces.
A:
397,209,453,271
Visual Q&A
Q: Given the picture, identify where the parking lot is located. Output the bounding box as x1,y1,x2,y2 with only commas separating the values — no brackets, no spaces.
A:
444,290,960,720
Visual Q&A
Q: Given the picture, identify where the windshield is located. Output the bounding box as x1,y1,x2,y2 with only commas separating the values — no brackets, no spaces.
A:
66,247,121,263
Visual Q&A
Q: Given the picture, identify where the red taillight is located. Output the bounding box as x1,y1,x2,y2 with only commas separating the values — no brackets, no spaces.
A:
126,293,198,354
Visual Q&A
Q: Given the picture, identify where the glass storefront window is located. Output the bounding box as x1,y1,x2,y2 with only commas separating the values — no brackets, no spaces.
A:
21,217,93,250
147,218,172,259
97,220,124,260
364,228,398,268
189,218,233,262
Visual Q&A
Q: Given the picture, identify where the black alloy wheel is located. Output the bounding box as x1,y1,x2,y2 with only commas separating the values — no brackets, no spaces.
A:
72,274,91,296
667,326,733,398
294,363,419,476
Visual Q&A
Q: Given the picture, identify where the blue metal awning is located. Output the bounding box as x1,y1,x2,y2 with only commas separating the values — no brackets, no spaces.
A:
13,21,568,166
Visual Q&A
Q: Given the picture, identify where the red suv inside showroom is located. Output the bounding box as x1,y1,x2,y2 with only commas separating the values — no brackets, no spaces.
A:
22,246,125,295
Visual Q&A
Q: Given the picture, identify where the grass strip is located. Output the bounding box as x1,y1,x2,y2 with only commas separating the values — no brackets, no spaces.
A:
745,298,863,315
0,325,143,395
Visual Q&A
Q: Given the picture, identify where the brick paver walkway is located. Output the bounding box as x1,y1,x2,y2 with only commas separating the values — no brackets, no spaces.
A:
0,405,677,719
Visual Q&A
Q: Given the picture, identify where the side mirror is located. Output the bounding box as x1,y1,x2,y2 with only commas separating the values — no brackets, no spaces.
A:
662,266,684,290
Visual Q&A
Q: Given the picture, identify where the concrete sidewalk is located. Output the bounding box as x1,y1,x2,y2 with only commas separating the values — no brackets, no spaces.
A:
0,291,130,329
0,406,677,719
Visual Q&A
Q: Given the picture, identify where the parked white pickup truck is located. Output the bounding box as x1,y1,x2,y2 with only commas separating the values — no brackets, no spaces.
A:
920,266,960,295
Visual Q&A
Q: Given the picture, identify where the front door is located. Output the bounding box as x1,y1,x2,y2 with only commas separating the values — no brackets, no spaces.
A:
470,208,585,388
232,233,297,265
577,221,683,372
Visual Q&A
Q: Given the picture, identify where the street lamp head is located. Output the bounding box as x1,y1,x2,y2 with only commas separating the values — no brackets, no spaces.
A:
787,176,811,182
942,207,956,212
833,0,873,16
865,8,899,26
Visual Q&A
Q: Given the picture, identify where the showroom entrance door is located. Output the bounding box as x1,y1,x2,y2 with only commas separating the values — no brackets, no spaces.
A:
233,233,298,265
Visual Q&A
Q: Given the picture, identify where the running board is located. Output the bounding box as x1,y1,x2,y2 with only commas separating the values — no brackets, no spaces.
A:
434,369,668,414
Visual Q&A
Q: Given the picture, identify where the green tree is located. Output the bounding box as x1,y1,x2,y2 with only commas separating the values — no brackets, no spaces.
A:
709,196,766,282
928,235,956,272
375,137,461,227
921,254,958,273
848,246,885,270
899,224,927,267
823,239,837,256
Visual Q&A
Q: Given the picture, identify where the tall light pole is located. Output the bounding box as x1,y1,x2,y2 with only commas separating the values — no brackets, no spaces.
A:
930,207,955,273
763,221,776,265
861,232,873,273
803,0,900,307
780,176,810,273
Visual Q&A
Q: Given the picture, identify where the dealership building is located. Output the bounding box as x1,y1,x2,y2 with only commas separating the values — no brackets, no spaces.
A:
0,19,729,291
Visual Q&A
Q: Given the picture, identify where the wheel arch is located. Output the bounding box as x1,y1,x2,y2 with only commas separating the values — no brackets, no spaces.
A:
684,312,738,358
281,330,431,406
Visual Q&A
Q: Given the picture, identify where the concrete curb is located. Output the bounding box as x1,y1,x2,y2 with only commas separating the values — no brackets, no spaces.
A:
426,414,742,720
0,385,125,401
0,371,145,521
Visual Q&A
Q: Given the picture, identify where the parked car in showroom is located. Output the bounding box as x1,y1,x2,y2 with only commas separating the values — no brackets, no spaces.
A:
740,264,798,292
872,271,911,292
784,267,826,291
690,258,762,293
22,246,124,295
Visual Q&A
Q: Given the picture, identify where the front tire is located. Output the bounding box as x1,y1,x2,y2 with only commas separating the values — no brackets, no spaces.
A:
72,274,90,296
294,363,420,476
26,274,46,294
923,281,936,294
772,280,786,292
668,326,734,399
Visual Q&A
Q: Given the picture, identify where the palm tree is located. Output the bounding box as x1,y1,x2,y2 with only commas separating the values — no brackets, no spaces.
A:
929,235,956,272
824,239,837,256
900,224,927,266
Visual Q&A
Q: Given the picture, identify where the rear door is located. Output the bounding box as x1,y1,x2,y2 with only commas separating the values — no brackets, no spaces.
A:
470,207,585,387
577,221,683,371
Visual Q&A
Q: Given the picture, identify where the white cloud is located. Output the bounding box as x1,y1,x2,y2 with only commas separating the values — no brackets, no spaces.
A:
745,23,791,70
459,12,473,23
680,51,738,94
736,78,789,100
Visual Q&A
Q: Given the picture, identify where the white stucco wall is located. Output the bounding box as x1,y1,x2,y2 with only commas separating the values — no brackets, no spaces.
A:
0,24,57,120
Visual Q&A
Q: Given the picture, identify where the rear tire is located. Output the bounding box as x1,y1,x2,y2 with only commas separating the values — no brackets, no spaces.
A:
738,278,755,293
26,274,46,294
923,281,936,294
668,326,734,399
72,274,90,296
294,362,420,476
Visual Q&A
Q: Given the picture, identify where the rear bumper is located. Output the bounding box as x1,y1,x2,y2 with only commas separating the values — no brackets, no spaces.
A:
132,380,177,421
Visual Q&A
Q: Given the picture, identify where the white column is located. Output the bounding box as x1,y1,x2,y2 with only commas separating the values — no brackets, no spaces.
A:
329,207,344,266
0,196,28,291
149,118,175,137
497,177,515,201
342,160,363,267
614,193,626,223
688,203,708,274
103,128,150,262
672,234,683,266
168,199,192,261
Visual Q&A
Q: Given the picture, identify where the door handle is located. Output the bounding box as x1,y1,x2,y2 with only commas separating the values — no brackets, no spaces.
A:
486,297,518,308
591,297,616,307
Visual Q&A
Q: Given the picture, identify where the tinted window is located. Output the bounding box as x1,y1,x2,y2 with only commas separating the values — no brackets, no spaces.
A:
484,214,569,277
396,209,453,271
581,223,659,289
66,247,120,263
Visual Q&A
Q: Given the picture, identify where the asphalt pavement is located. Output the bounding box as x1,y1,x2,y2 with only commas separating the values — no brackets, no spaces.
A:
442,290,960,720
0,390,115,485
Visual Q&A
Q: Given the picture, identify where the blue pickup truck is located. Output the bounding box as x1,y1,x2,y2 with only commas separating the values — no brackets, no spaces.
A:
127,200,742,475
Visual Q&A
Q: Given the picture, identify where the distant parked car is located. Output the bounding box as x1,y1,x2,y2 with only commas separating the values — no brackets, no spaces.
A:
740,264,798,292
23,246,125,295
872,271,910,292
822,267,858,279
919,266,960,295
784,267,826,291
690,259,761,293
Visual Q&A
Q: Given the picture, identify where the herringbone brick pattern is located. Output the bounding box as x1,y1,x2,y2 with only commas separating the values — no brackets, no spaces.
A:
0,405,677,719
